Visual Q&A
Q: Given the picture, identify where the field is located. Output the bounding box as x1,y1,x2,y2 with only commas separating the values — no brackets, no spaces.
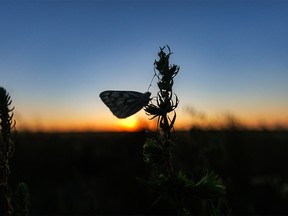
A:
8,129,288,215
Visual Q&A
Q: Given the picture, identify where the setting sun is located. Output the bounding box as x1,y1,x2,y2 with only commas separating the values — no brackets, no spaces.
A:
119,116,140,131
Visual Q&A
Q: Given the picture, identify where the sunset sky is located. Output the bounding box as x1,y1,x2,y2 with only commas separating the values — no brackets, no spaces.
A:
1,0,288,132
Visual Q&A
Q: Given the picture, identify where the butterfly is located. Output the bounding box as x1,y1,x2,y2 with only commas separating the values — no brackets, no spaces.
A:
99,90,151,118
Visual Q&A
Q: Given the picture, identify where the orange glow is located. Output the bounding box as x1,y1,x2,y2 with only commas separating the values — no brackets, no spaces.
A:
15,112,156,132
14,110,288,132
118,116,140,131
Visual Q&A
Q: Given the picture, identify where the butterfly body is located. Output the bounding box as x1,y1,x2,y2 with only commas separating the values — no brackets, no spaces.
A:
100,90,151,118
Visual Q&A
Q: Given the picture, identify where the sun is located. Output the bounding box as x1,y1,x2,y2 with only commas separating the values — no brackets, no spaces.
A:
119,116,140,131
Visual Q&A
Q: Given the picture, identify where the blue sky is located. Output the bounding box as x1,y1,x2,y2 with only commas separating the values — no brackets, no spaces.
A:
1,0,288,131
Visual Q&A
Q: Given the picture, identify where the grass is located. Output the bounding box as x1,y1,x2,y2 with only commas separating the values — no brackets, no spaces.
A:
10,129,288,215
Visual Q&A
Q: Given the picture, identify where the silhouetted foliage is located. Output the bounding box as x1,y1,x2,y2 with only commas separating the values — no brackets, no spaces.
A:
0,87,15,215
142,47,226,215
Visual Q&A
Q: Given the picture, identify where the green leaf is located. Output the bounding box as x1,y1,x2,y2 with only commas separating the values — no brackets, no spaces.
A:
189,171,226,199
143,138,170,168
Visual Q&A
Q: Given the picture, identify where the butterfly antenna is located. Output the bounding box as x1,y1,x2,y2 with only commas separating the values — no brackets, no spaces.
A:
147,73,156,92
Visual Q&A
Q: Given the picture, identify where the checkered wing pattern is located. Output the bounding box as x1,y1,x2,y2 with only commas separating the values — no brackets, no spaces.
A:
100,91,151,118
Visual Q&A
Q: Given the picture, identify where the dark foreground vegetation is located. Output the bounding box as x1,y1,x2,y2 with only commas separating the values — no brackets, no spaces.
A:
8,129,288,215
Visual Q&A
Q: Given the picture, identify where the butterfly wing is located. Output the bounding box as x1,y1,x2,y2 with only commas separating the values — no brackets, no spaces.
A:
99,91,151,118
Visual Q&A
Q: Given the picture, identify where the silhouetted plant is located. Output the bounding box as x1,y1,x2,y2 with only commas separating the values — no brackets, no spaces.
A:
0,87,30,216
0,87,16,215
142,46,227,215
14,182,31,216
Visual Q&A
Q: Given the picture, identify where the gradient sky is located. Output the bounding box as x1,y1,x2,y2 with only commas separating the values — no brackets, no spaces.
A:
1,0,288,131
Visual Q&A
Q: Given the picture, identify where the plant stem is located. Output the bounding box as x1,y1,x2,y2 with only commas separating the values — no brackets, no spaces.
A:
0,87,15,215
